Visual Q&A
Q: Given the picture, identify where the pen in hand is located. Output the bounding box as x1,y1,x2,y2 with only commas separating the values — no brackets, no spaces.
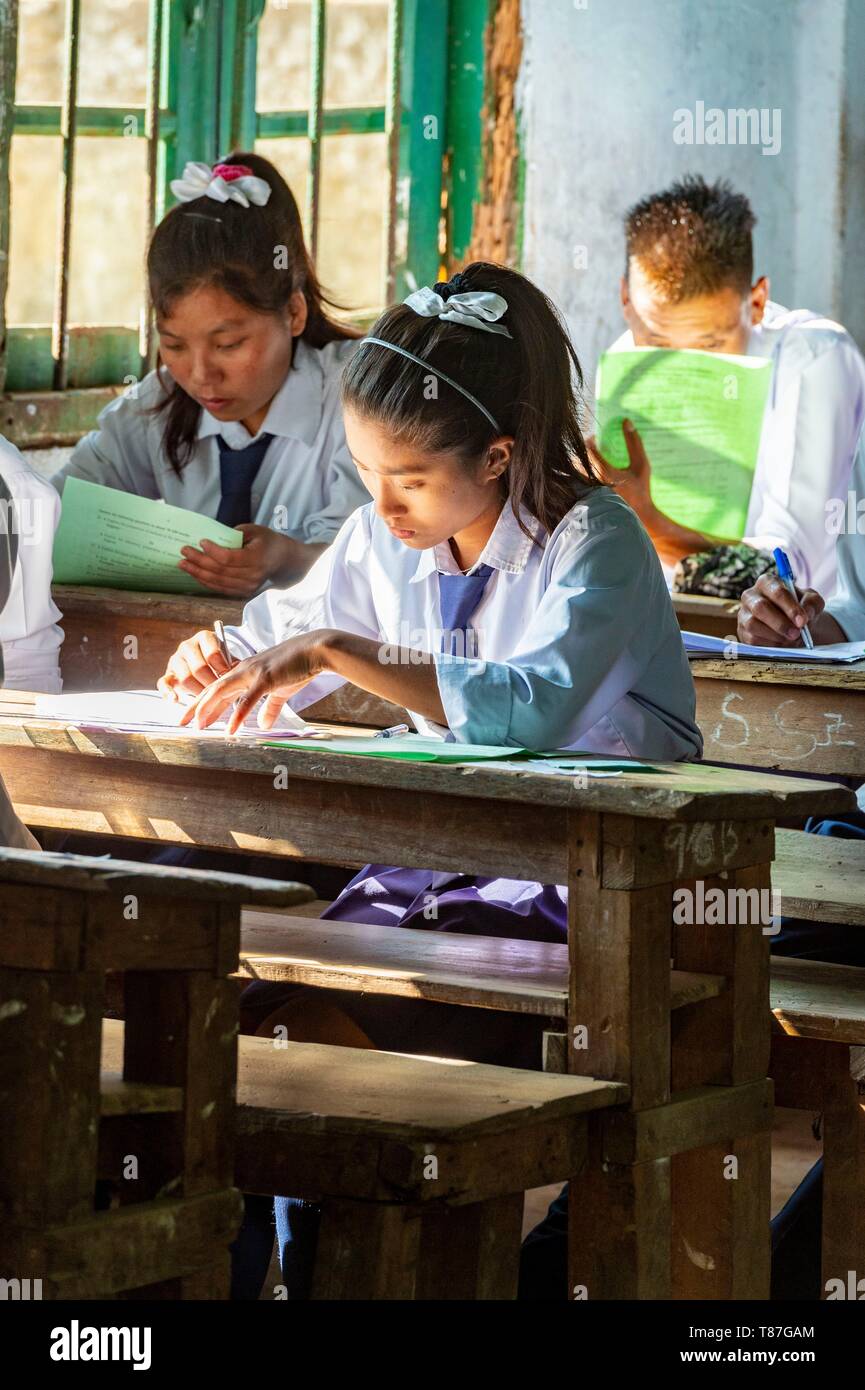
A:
772,548,814,649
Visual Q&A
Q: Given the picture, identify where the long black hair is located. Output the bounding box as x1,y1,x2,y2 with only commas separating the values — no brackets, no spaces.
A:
148,150,359,474
340,262,602,538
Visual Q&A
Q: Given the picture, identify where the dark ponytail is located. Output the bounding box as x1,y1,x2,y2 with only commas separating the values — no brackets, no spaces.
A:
340,262,602,538
147,150,359,474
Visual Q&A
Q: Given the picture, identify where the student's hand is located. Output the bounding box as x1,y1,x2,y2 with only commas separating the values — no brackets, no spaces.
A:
587,420,655,521
178,631,330,735
737,573,826,646
178,526,306,597
157,629,238,702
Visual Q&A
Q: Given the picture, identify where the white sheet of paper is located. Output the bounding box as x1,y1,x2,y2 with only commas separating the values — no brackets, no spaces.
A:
34,688,310,737
682,631,865,664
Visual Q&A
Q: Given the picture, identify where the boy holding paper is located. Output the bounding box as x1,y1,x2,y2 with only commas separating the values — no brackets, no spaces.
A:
594,175,865,595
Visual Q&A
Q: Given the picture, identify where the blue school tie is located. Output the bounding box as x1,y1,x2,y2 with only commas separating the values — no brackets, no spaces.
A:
438,563,494,656
215,432,274,527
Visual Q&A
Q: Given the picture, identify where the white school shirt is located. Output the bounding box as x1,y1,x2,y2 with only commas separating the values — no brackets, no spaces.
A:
826,423,865,643
0,436,63,693
227,487,704,762
606,302,865,596
51,338,370,544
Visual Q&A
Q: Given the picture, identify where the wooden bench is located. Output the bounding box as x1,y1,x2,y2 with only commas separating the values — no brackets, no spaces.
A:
238,883,865,1297
0,848,313,1299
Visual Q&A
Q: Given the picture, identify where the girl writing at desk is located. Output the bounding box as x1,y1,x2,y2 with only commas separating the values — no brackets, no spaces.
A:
51,153,368,598
159,261,703,1297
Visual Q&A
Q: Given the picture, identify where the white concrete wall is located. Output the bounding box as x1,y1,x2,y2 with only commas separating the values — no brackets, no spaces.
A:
518,0,864,395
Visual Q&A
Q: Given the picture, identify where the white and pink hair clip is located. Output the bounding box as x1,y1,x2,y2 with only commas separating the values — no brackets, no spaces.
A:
169,160,272,209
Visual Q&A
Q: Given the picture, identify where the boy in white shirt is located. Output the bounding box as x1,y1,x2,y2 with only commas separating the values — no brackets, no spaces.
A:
596,175,865,595
0,435,63,693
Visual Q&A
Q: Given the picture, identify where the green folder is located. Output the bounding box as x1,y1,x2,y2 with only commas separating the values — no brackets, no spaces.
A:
596,347,772,538
53,477,243,594
262,734,652,770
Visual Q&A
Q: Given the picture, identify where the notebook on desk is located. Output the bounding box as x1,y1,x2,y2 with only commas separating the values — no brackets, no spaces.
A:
681,631,865,664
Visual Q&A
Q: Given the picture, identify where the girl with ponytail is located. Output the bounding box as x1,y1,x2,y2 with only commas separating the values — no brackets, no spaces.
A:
52,153,367,596
158,261,702,1295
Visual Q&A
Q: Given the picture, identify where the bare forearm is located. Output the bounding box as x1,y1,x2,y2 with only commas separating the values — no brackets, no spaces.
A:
644,506,737,567
318,630,447,724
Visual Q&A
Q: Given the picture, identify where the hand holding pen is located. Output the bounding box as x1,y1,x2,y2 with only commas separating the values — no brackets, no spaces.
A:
737,550,827,648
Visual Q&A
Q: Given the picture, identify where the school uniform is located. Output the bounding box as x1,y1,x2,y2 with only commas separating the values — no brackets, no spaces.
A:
0,435,63,693
50,338,369,541
606,302,865,595
228,482,703,1297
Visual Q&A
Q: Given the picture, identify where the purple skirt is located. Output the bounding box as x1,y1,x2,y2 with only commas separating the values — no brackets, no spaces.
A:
321,865,567,943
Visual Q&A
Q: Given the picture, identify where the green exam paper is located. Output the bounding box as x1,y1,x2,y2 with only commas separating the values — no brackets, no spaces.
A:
263,734,650,769
595,348,772,538
52,477,243,594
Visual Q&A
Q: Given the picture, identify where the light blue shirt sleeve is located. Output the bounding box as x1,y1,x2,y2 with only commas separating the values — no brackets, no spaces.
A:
434,506,678,748
50,378,162,498
299,437,372,545
826,424,865,641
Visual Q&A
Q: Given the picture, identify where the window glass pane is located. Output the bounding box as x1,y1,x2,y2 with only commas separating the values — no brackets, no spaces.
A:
67,136,148,324
254,136,310,237
256,2,311,112
6,134,61,323
77,0,149,107
15,0,65,106
316,132,386,314
324,0,388,110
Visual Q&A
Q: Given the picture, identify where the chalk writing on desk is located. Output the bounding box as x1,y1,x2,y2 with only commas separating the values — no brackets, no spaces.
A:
769,700,855,762
711,691,750,748
663,821,740,875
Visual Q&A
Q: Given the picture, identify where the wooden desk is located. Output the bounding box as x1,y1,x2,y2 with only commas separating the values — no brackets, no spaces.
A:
0,692,853,1298
691,656,865,777
674,593,739,639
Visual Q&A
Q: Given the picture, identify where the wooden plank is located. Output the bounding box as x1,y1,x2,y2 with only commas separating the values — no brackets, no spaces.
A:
602,815,775,889
773,828,865,926
602,1079,773,1164
14,1189,243,1300
569,1124,671,1299
0,845,315,908
0,966,103,1227
771,957,865,1045
0,701,855,822
672,864,772,1088
693,660,865,776
416,1194,524,1299
821,1045,865,1292
238,909,725,1016
569,813,672,1108
671,1132,771,1299
100,1076,183,1117
312,1200,420,1299
674,593,740,638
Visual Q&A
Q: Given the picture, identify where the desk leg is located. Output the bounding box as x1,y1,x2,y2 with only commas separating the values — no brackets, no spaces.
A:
566,812,672,1299
821,1045,865,1295
671,862,772,1299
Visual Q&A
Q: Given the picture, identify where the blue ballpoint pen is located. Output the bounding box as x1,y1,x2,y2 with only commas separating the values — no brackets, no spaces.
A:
773,547,814,649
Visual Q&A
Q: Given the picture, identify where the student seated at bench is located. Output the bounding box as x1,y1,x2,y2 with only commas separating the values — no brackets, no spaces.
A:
592,175,865,595
0,435,63,692
51,154,369,598
159,262,703,1297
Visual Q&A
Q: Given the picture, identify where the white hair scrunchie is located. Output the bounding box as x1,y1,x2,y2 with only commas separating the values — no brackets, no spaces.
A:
403,285,512,337
169,160,272,210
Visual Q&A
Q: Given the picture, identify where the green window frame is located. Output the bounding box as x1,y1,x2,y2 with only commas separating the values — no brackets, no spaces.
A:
0,0,492,447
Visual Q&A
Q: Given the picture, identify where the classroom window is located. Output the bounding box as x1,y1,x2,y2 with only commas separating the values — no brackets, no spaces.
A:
0,0,455,437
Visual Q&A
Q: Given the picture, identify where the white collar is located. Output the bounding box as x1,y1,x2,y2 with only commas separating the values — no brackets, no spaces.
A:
197,338,323,450
410,500,543,583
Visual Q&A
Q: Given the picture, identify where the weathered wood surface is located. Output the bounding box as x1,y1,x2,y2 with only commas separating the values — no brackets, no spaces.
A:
771,957,865,1045
0,693,854,824
674,594,739,638
773,828,865,926
0,845,313,905
238,908,726,1016
692,656,865,775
